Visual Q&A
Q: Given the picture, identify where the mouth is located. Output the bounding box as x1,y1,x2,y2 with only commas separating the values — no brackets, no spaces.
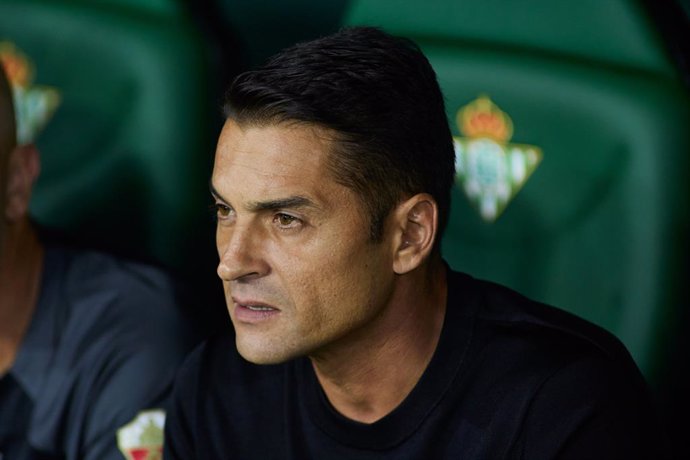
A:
244,305,275,311
232,298,280,323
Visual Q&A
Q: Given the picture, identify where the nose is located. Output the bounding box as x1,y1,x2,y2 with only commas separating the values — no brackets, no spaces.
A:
216,222,269,282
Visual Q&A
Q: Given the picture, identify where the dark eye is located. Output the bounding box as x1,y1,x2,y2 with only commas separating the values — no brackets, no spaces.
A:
274,213,300,228
215,203,231,219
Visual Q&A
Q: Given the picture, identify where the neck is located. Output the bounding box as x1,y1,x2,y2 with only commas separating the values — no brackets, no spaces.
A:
0,219,43,374
310,262,447,424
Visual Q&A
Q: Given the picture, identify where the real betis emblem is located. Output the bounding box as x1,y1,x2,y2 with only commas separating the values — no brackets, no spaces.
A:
0,41,61,144
117,409,165,460
453,95,542,222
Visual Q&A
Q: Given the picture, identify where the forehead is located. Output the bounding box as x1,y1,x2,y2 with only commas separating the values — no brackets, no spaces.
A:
212,119,341,201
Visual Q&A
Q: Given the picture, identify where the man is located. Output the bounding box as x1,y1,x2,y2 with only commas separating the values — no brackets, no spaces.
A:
164,27,668,458
0,52,197,459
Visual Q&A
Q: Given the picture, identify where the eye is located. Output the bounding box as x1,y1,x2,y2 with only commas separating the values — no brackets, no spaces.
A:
215,203,232,220
274,213,301,228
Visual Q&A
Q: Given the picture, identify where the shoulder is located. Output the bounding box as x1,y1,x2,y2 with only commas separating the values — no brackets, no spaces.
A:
446,270,667,457
26,246,201,458
57,246,180,310
48,246,196,347
42,245,199,397
446,269,648,414
450,269,635,368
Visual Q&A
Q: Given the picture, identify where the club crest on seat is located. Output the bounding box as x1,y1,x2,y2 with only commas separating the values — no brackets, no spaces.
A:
453,95,542,222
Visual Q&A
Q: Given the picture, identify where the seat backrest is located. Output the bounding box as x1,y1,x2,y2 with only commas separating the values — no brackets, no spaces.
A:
345,0,690,381
0,0,217,275
203,0,349,69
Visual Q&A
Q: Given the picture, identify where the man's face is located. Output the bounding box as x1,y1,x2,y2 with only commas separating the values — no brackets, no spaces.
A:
211,119,398,364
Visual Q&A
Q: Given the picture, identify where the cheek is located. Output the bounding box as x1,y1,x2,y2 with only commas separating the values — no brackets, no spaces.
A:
275,250,347,316
271,226,388,308
293,249,387,311
215,225,226,256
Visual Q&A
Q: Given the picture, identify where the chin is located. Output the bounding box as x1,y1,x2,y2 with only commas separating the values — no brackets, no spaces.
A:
235,337,298,365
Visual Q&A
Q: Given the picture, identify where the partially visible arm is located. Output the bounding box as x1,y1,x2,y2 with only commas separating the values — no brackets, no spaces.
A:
81,349,177,460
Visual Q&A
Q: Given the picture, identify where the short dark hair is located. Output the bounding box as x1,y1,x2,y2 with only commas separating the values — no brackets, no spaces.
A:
224,26,455,247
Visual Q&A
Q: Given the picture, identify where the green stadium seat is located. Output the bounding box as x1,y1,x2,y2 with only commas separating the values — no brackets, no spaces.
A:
204,0,349,69
0,0,217,275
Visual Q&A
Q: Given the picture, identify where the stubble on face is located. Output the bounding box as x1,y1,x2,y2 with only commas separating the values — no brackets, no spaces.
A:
212,119,398,365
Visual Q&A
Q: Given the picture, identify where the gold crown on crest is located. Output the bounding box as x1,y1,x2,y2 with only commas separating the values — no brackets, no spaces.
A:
457,94,513,142
0,41,60,144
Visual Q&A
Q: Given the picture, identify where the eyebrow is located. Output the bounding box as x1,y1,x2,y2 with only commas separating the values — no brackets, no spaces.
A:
209,181,318,212
209,181,226,202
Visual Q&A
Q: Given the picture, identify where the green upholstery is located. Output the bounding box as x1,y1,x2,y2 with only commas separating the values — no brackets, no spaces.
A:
212,0,349,68
0,0,215,274
83,0,184,16
345,0,690,381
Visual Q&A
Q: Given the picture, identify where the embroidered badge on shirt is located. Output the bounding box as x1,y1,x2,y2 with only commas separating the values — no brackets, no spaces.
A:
453,95,542,222
0,41,60,144
117,409,165,460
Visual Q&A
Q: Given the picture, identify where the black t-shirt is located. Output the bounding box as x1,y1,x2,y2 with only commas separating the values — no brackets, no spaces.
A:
164,269,669,459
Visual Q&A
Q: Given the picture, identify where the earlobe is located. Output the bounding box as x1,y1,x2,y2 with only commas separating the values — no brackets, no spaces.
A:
4,144,40,222
392,193,438,275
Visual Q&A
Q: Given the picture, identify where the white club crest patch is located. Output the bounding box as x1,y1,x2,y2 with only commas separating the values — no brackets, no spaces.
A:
117,409,165,460
453,95,542,222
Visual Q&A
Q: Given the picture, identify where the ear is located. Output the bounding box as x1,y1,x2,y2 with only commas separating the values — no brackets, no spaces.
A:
391,193,438,275
4,143,40,222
